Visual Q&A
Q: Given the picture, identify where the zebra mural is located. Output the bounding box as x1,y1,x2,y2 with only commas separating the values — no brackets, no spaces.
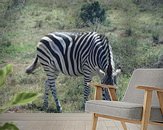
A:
26,32,115,112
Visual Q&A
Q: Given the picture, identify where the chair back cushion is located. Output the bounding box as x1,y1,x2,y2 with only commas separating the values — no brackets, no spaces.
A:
123,69,163,107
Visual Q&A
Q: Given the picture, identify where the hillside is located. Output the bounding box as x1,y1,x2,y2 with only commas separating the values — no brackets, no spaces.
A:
0,0,163,112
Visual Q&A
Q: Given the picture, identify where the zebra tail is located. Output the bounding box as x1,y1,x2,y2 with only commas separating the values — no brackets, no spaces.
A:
25,56,39,74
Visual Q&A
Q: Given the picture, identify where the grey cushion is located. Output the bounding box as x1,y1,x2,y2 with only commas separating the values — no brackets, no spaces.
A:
123,69,163,106
85,100,163,122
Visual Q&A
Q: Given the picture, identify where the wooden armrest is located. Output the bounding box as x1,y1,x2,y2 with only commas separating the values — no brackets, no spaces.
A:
137,86,163,124
88,82,117,101
137,86,163,92
88,82,117,90
139,86,163,125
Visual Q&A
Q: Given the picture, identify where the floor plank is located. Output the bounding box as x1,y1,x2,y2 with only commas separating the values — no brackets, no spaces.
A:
0,113,140,130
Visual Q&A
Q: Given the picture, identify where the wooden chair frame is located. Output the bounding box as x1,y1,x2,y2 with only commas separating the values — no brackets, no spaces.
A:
88,83,163,130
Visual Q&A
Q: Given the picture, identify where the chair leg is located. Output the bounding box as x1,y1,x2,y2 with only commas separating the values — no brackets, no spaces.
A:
121,121,127,130
92,113,98,130
141,90,152,130
141,123,148,130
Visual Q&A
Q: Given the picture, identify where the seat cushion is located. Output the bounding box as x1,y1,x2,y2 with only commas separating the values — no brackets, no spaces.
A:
85,100,163,122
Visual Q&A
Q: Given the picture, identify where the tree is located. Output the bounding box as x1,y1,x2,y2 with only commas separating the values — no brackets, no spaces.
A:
80,1,106,27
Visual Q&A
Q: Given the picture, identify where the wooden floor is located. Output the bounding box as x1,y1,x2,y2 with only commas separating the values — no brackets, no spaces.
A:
0,113,140,130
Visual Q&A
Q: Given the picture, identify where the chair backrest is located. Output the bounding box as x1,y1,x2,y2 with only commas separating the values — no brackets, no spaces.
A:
123,69,163,107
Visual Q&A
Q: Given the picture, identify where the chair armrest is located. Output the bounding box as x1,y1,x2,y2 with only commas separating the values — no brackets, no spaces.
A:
88,82,117,101
137,85,163,124
137,86,163,92
88,82,117,90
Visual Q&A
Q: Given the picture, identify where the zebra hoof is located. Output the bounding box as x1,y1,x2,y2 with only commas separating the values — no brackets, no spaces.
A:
42,105,48,112
80,103,85,111
57,106,62,113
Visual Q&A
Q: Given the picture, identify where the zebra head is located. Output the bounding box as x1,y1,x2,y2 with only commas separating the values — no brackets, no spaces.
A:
95,35,116,85
98,66,121,85
96,66,121,100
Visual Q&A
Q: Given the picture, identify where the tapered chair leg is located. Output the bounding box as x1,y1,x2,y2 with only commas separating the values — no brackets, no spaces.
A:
92,113,98,130
141,124,148,130
121,121,127,130
141,90,152,130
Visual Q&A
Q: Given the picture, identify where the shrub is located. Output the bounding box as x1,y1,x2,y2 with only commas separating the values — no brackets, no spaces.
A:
79,1,106,26
0,123,19,130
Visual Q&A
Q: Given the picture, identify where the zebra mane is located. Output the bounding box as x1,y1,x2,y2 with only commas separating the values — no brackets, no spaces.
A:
99,34,115,73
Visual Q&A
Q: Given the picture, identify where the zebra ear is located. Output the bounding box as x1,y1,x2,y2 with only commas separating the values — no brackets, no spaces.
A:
113,68,121,77
95,66,105,80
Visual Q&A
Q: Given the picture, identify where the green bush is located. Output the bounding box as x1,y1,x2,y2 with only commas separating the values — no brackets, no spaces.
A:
79,1,106,26
0,123,19,130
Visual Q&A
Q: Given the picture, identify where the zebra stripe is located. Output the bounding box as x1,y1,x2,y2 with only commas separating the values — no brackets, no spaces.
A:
26,32,115,112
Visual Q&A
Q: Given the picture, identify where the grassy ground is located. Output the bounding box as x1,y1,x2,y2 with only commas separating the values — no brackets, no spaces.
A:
0,0,163,112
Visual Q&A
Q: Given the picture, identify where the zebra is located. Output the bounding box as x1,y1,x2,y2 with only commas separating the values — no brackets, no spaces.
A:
26,32,115,112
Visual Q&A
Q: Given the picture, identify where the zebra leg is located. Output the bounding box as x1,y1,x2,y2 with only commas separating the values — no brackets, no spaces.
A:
101,72,113,100
79,76,91,110
83,83,91,102
83,75,92,103
102,88,111,100
43,67,62,112
48,81,62,113
43,80,50,110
